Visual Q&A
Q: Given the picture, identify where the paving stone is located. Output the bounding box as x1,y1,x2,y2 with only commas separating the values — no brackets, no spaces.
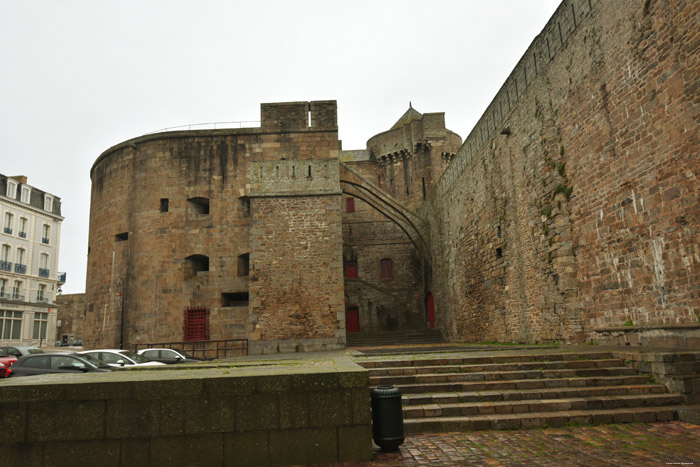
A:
342,422,700,467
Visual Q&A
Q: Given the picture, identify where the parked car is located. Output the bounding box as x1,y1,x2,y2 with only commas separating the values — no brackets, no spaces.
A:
137,348,201,364
0,362,11,378
0,349,18,368
9,353,112,377
79,349,166,368
1,346,44,359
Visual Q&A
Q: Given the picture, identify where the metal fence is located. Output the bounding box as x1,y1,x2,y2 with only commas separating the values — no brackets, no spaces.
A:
144,121,260,135
132,339,248,360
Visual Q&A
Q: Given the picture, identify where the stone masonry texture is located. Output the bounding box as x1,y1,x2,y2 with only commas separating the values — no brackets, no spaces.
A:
83,0,699,350
0,356,373,466
419,0,699,344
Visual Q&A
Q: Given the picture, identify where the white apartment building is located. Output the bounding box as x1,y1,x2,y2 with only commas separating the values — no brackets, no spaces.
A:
1,174,64,347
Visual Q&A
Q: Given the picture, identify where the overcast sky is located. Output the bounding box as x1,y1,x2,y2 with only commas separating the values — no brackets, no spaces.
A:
0,0,560,294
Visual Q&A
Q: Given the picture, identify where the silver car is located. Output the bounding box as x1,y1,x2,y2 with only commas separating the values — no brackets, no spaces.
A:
79,349,166,368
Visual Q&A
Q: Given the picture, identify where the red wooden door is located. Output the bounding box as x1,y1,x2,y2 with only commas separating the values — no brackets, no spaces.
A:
426,294,435,328
346,307,359,333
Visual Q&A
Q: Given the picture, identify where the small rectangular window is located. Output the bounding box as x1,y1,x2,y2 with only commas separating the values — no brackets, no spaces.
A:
42,224,50,244
1,244,9,262
39,253,50,278
160,198,169,212
33,312,48,339
37,284,47,302
380,259,393,280
21,186,31,203
221,292,249,307
346,197,355,213
6,180,18,198
237,253,250,277
19,218,27,238
184,306,209,341
345,260,358,279
44,195,53,212
12,281,22,300
115,232,129,241
4,213,13,234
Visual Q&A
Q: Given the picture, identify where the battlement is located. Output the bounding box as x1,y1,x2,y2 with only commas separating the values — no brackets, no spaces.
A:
261,100,338,131
249,159,340,197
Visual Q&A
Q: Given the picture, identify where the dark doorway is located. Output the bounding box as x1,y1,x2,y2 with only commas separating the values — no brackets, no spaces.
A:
426,293,435,328
346,307,360,333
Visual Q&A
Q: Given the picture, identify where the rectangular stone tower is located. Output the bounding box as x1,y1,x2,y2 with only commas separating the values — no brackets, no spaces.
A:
247,101,345,353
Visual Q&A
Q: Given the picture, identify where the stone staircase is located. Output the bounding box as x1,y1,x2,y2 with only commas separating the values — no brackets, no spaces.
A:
356,349,688,433
346,329,445,348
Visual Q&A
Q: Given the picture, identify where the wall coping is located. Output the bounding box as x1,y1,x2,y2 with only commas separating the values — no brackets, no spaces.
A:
594,324,700,333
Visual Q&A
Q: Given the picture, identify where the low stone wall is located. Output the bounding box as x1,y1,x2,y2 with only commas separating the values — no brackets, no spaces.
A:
594,325,700,349
0,356,372,466
613,349,700,404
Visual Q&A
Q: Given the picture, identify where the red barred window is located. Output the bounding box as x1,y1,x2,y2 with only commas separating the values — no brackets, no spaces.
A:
184,306,209,341
346,197,355,213
380,259,392,280
345,260,358,279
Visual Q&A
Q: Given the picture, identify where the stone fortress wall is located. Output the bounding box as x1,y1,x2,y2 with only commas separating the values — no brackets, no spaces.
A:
82,0,699,350
421,0,699,343
84,101,345,353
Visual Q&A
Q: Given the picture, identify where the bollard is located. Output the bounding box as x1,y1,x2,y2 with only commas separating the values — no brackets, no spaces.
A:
370,385,404,451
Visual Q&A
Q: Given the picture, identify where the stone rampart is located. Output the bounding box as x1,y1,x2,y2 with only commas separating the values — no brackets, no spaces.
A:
421,0,699,343
0,357,372,466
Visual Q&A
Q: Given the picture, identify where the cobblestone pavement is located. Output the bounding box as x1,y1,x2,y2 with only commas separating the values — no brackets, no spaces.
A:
327,422,700,466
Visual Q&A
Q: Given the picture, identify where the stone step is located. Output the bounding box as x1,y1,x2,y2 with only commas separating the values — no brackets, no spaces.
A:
402,394,686,419
367,359,627,376
403,406,682,433
391,375,653,394
401,384,668,406
358,351,616,368
370,367,639,386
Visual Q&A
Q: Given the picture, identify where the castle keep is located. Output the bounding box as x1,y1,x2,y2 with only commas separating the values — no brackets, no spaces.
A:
84,0,699,352
84,100,458,353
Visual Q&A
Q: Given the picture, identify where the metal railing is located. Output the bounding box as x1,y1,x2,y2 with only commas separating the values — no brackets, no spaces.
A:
0,261,11,272
3,227,11,235
19,232,26,238
14,264,26,274
133,339,248,360
58,272,67,283
144,121,260,135
41,237,49,244
39,268,50,278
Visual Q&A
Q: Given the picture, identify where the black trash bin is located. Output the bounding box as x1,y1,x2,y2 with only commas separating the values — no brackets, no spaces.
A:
370,385,404,451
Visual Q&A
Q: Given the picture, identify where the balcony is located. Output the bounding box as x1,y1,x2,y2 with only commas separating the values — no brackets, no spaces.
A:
3,227,11,235
11,293,24,301
42,237,49,244
14,264,26,274
39,268,50,278
19,231,27,239
0,291,9,299
0,261,11,272
36,295,49,303
58,272,67,284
